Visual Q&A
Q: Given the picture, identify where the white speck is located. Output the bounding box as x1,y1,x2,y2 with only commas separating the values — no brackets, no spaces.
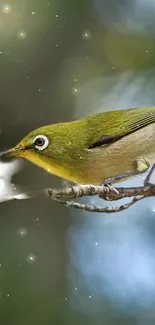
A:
1,4,12,14
6,294,10,298
32,11,35,15
47,3,50,5
72,87,79,94
89,295,92,299
38,88,41,92
65,297,68,300
17,30,26,40
152,207,155,212
97,260,100,263
36,218,39,222
74,78,77,82
105,221,108,224
55,44,58,47
26,76,29,79
95,242,98,246
27,254,36,263
0,264,2,267
146,50,148,53
17,228,27,237
56,14,59,18
82,30,91,40
75,287,78,291
91,200,94,204
112,66,116,70
0,52,2,55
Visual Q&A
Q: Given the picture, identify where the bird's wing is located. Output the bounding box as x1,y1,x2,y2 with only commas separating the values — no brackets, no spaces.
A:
88,106,155,149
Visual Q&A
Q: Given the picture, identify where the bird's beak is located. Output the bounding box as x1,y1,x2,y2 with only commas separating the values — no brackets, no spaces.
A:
0,146,24,159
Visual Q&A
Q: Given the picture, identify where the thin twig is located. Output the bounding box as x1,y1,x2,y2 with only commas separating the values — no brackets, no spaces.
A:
53,196,144,213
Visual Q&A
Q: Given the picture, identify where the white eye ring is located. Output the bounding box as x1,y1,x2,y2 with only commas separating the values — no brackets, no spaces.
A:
33,135,49,151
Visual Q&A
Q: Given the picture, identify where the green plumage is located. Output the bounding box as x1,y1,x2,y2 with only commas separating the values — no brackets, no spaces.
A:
23,106,155,151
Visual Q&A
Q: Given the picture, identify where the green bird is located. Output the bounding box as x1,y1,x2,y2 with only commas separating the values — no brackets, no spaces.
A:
1,106,155,185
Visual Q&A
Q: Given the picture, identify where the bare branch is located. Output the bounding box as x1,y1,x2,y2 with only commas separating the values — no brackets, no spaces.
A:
12,165,155,213
46,184,155,201
12,183,155,214
53,196,144,213
46,163,155,213
45,185,150,213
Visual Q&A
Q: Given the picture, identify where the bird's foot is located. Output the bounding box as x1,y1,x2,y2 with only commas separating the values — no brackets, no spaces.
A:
99,179,119,201
99,170,142,201
144,164,155,186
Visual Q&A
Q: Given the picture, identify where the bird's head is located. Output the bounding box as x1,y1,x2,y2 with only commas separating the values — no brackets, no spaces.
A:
0,123,85,182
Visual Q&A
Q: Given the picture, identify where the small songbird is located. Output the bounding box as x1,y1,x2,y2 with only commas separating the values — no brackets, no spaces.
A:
1,106,155,185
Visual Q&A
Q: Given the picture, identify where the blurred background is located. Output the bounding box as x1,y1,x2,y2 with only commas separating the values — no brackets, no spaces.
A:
1,0,155,324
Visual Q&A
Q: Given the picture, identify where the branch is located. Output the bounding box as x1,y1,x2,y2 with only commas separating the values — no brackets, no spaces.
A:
12,184,154,213
45,184,153,213
47,184,155,200
53,196,144,213
13,165,155,213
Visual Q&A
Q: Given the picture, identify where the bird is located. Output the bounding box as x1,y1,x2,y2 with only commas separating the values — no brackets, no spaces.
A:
1,106,155,185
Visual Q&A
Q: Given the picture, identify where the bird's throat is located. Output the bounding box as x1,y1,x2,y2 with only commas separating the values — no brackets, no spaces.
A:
20,151,78,183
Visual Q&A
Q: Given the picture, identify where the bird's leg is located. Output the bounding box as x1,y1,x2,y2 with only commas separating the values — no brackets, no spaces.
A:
144,164,155,186
101,171,140,186
100,157,150,200
101,157,150,186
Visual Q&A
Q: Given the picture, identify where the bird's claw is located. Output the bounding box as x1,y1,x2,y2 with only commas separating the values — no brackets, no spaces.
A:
99,182,119,200
104,183,119,195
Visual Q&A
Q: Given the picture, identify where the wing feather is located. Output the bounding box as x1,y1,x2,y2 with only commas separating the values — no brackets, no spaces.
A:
88,106,155,149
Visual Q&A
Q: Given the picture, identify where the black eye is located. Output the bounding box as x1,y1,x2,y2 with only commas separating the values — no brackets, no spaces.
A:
33,135,49,151
34,137,45,146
